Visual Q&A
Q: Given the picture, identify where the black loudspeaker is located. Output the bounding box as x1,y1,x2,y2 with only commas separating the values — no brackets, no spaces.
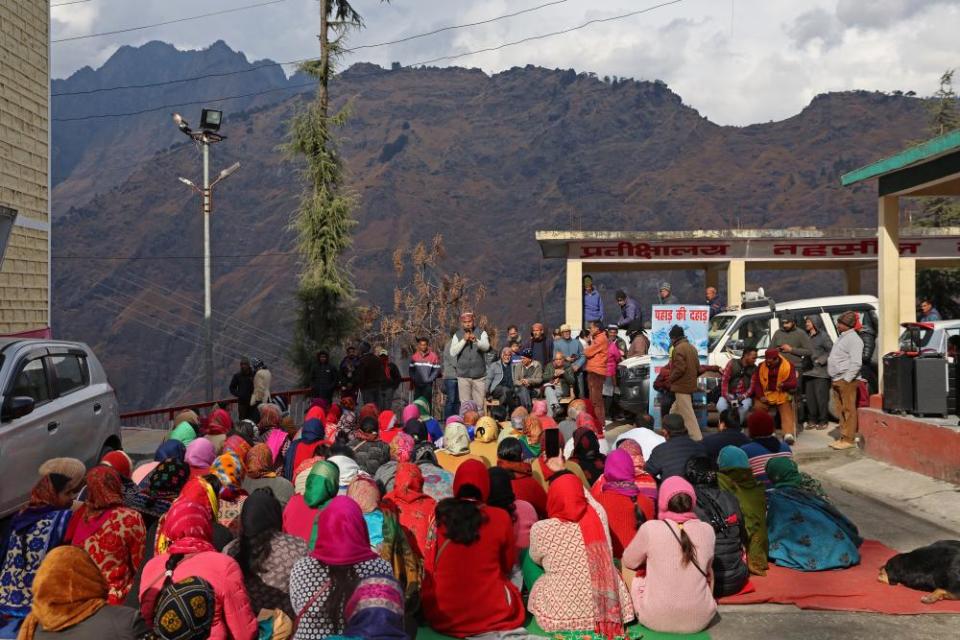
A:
913,356,948,418
882,353,915,414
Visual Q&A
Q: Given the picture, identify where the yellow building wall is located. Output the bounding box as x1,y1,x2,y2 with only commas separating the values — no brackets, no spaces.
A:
0,1,50,333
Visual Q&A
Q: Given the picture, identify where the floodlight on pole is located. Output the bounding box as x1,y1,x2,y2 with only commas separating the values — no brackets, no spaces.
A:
173,108,234,402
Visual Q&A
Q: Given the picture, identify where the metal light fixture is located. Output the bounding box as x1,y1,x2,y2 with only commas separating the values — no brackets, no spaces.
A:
201,108,223,131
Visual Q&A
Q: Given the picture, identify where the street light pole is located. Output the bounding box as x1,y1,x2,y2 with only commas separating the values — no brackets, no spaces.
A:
173,110,237,403
202,136,213,403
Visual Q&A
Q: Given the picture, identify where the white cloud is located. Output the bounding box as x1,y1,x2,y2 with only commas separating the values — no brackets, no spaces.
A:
50,0,960,126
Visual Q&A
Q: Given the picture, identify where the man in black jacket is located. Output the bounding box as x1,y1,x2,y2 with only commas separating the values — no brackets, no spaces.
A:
645,414,707,482
309,351,339,403
229,358,255,421
355,342,387,409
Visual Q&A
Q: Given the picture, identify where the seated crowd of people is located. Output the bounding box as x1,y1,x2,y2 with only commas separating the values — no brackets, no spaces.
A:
0,379,864,640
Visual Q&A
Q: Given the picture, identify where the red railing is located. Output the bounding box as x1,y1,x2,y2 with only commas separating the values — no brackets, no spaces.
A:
120,378,416,431
120,387,315,431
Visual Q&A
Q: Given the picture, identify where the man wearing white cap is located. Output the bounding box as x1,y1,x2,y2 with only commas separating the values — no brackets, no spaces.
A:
450,311,490,409
555,323,586,397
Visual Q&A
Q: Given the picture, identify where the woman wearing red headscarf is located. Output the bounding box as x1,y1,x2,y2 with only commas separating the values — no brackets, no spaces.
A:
139,499,258,640
382,462,436,558
422,460,526,637
70,466,146,604
527,473,634,637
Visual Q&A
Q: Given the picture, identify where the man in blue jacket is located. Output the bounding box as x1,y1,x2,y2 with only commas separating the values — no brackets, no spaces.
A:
615,289,642,329
583,275,604,326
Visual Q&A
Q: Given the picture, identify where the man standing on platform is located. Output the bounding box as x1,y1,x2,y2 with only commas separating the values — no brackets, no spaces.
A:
409,337,442,408
229,358,255,421
828,311,864,451
583,320,609,427
450,311,490,409
667,325,703,441
583,275,604,327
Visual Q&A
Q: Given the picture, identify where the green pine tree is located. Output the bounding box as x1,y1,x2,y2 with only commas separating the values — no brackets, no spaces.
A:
286,0,389,379
915,69,960,318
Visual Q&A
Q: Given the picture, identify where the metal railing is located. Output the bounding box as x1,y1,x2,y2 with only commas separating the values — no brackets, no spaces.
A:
120,377,416,431
120,387,314,430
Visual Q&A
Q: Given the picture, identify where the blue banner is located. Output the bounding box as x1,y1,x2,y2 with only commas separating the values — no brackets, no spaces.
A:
648,305,710,427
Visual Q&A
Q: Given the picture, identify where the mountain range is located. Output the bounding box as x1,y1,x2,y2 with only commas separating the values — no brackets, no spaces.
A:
51,40,931,411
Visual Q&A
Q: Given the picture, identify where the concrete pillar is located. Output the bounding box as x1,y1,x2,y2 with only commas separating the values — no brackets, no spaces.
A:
877,195,900,387
845,268,861,295
565,258,583,329
898,258,916,325
705,265,720,290
726,260,746,308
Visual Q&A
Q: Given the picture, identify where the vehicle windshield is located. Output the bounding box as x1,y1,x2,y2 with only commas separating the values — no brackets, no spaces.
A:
708,315,734,351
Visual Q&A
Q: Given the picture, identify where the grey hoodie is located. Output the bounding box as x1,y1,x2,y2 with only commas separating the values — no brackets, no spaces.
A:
803,315,834,379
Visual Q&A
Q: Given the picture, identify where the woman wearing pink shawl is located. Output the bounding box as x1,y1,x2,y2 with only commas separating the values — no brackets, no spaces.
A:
288,496,396,637
622,477,717,634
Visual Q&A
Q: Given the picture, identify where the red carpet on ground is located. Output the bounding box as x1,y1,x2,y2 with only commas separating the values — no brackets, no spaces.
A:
719,540,960,615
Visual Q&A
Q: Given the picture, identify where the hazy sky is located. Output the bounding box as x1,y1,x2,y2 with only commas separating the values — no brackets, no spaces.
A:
51,0,960,126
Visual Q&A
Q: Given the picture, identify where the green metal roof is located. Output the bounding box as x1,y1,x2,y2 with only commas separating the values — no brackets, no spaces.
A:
841,129,960,187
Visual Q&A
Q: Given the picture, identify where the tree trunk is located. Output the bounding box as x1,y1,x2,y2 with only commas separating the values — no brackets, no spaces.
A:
318,0,330,118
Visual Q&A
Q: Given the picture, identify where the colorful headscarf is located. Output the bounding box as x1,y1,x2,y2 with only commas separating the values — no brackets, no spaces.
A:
413,397,431,419
521,415,544,456
31,458,86,508
153,576,216,640
211,452,245,500
389,432,415,463
658,476,698,524
100,450,133,479
301,417,325,443
304,460,340,510
294,456,322,494
401,404,420,424
264,428,289,462
329,455,360,491
459,400,480,415
222,435,251,462
244,443,277,479
83,465,124,516
388,463,427,504
452,459,490,501
258,404,282,430
16,546,108,640
359,403,380,422
310,496,378,565
548,473,625,639
603,450,640,498
617,439,646,473
185,438,216,469
168,421,197,447
147,459,191,500
766,457,825,496
347,476,381,514
206,407,233,435
154,440,186,463
474,416,499,443
341,574,406,640
161,500,215,555
305,404,326,423
717,445,750,470
441,422,470,455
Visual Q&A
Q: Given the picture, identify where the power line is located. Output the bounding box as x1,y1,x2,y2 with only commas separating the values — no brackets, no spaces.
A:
52,0,288,43
52,0,685,122
52,0,95,6
52,0,571,97
413,0,685,66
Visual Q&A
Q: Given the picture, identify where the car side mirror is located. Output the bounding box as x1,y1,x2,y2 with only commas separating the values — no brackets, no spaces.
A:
2,396,35,421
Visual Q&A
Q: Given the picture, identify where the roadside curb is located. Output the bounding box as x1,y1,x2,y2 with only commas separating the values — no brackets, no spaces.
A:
806,456,960,534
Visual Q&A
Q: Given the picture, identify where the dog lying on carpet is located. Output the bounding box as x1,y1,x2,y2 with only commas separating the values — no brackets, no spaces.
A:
878,540,960,604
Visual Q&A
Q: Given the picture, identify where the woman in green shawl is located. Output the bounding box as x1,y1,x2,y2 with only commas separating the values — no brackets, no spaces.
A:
305,461,340,548
168,420,197,446
717,445,768,576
